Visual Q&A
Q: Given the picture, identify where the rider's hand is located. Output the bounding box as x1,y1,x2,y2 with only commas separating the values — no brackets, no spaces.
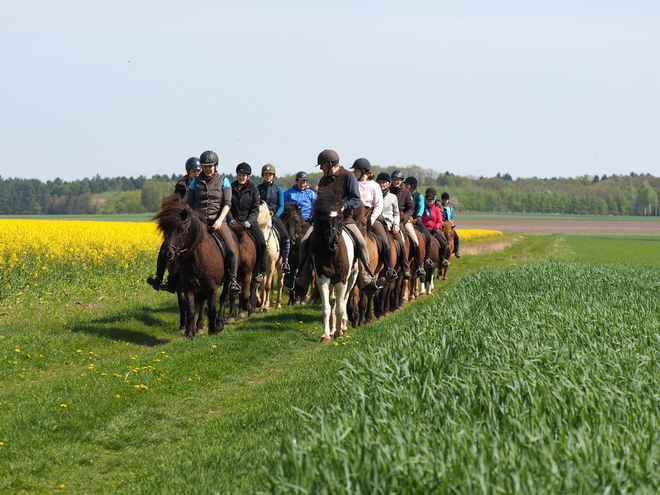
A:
212,220,222,230
228,219,237,226
243,221,251,229
392,225,399,234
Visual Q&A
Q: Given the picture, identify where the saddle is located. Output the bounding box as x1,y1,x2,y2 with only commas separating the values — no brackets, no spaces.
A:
370,229,388,255
210,230,228,259
342,226,361,262
390,232,405,259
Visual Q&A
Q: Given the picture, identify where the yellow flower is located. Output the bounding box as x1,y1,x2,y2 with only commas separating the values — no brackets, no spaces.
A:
115,394,121,398
60,404,67,408
14,349,20,352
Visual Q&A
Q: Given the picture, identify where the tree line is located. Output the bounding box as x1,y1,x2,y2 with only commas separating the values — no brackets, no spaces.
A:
1,168,658,216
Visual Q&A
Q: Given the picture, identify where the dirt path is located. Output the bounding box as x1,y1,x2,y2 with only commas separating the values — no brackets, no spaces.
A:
457,218,660,235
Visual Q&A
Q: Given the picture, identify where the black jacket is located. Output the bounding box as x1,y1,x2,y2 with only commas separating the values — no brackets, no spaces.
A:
228,180,260,225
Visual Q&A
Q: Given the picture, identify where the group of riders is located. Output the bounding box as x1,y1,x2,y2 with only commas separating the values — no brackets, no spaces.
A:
147,149,460,299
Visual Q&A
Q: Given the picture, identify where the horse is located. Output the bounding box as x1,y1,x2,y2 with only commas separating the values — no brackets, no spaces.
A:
223,223,258,321
419,231,440,296
402,223,427,304
256,201,284,311
152,196,226,338
440,220,456,280
280,203,309,305
309,188,359,342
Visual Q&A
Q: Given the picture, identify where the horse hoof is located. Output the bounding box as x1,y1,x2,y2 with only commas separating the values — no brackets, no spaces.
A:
238,311,246,319
227,317,236,323
261,307,269,313
378,315,386,321
321,336,332,343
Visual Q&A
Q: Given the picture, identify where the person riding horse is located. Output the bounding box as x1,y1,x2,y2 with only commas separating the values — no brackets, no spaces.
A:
390,170,425,278
257,163,291,274
185,150,241,294
440,191,461,258
227,162,267,284
147,156,202,292
404,176,434,268
283,171,317,223
292,149,385,299
352,158,397,281
421,192,450,268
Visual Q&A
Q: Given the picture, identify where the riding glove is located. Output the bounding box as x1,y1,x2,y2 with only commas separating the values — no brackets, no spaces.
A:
243,221,251,229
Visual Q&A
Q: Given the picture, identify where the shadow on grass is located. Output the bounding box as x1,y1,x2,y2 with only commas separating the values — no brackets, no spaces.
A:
70,302,181,346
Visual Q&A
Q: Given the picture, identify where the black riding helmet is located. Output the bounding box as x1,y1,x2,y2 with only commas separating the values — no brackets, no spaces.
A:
404,176,418,188
185,157,202,170
236,162,252,175
376,172,391,183
351,158,371,171
200,150,218,166
296,171,309,181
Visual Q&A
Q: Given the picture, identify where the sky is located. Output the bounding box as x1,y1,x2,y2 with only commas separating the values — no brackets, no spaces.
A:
1,0,658,182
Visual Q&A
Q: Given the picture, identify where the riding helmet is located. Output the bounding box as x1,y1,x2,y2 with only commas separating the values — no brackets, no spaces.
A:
351,158,371,171
404,176,418,187
185,157,202,170
317,149,339,166
376,172,391,183
236,162,252,175
426,187,437,196
199,150,218,166
391,170,405,180
296,171,309,181
441,192,450,200
261,164,276,175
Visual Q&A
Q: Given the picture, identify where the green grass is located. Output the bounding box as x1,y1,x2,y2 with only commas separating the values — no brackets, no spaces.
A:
460,212,660,222
1,234,658,493
559,235,660,265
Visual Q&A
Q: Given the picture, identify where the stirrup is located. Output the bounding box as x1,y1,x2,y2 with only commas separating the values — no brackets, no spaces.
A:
252,273,264,284
229,278,241,294
281,261,291,274
442,260,450,268
385,268,398,281
146,275,161,291
425,258,434,268
416,267,426,277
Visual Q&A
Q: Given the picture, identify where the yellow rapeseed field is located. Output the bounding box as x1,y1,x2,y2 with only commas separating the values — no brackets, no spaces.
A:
455,228,503,242
0,219,161,298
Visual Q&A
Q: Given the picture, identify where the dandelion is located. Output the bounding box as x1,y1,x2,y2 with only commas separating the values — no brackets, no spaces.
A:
0,442,4,446
14,349,20,352
60,404,67,408
115,394,121,398
133,384,148,389
76,350,82,353
211,345,217,348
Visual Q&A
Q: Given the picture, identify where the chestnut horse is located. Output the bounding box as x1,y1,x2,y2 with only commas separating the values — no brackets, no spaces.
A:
224,223,258,321
152,197,227,338
402,223,427,304
256,201,284,311
440,221,456,280
310,188,359,342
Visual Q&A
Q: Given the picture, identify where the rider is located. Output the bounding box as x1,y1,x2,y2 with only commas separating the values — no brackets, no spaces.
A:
352,158,397,281
404,176,434,268
292,149,385,298
257,164,291,273
390,170,425,278
440,192,461,258
147,156,202,291
283,171,317,223
376,172,410,278
186,150,241,294
227,162,267,284
421,192,450,268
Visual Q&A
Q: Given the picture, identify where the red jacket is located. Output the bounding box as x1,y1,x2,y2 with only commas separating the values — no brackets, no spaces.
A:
422,204,443,232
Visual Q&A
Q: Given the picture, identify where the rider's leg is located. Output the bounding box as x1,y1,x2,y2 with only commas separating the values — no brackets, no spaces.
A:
248,223,267,282
398,230,411,279
147,243,168,290
273,217,291,272
292,226,313,295
434,231,449,267
405,222,425,277
217,222,241,293
372,219,397,281
345,223,384,286
416,221,434,267
454,230,460,257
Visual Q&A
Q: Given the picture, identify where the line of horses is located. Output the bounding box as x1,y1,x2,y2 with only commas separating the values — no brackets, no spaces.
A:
152,188,457,341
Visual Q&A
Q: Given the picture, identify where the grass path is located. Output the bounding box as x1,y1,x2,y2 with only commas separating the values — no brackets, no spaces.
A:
0,235,552,493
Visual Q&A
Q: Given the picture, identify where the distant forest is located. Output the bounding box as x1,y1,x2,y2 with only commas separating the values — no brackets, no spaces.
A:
1,167,659,216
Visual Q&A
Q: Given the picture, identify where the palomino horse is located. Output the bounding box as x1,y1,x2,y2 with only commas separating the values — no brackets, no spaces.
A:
256,201,284,311
152,196,226,338
440,220,456,280
224,223,258,321
310,188,359,342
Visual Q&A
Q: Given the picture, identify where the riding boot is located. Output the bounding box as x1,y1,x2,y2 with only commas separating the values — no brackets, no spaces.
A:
146,250,167,290
454,233,461,258
415,245,426,278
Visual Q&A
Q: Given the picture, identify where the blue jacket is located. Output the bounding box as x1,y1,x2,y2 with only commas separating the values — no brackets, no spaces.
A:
257,182,284,217
283,186,317,221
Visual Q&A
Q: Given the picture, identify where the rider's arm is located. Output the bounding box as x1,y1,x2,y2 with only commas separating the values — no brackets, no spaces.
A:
186,179,196,207
246,188,260,225
344,173,361,212
371,182,383,224
275,185,284,217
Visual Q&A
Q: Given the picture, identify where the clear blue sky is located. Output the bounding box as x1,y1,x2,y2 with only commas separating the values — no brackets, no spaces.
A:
1,0,658,181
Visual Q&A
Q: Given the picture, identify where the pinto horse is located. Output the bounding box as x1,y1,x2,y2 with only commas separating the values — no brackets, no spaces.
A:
152,197,226,338
310,188,359,342
256,201,284,311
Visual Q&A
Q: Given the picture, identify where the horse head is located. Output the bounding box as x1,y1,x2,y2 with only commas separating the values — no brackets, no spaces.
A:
313,188,344,252
257,200,271,229
152,201,204,261
281,203,304,245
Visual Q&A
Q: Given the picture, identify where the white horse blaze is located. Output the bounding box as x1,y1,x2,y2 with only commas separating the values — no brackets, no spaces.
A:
329,210,338,218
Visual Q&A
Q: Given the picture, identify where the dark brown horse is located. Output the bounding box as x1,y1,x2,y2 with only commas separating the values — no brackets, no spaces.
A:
152,197,227,338
310,188,359,342
223,223,258,321
280,203,309,305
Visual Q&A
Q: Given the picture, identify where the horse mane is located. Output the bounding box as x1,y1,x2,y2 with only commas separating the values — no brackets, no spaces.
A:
355,206,373,235
313,187,342,221
280,203,304,241
152,201,206,252
257,201,271,228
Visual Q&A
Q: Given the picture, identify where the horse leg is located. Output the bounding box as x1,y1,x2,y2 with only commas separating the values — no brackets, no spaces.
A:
319,280,333,342
184,293,196,339
275,268,284,309
206,291,218,335
248,280,257,317
196,300,205,332
177,292,186,331
334,283,348,337
262,271,273,313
